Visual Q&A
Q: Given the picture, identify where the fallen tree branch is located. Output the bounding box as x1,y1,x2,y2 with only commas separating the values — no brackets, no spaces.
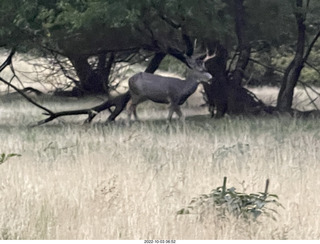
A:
36,91,131,126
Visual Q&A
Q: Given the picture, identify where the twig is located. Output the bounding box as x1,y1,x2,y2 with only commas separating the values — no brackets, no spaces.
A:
305,61,320,77
301,83,319,110
297,81,320,96
248,58,285,75
51,51,79,85
0,77,54,116
297,80,320,109
0,49,15,73
264,179,269,196
9,62,25,90
303,28,320,63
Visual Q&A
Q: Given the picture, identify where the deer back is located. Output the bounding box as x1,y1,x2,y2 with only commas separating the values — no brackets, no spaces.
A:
129,72,198,104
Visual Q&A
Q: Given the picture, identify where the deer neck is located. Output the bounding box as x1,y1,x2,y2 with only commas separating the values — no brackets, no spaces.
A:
182,75,200,94
185,72,201,85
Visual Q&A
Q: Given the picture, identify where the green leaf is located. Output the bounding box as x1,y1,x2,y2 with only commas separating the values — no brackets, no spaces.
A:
7,153,21,158
0,153,21,165
177,208,190,215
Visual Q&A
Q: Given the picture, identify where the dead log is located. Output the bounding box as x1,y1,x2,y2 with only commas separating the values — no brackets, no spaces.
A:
36,92,131,126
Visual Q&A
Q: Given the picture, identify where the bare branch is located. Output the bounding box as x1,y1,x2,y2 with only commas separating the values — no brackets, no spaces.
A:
0,50,53,116
0,76,54,116
0,49,15,73
303,28,320,63
301,83,319,110
298,80,320,96
9,62,25,89
51,52,79,85
249,58,286,74
249,57,320,108
305,61,320,76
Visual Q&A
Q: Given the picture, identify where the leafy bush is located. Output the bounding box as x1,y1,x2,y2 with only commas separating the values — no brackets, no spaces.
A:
177,177,283,221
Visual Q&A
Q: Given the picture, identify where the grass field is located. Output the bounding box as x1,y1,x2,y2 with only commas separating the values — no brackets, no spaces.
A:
0,88,320,240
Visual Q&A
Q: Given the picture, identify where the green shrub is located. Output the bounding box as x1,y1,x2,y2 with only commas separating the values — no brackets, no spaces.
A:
178,177,283,221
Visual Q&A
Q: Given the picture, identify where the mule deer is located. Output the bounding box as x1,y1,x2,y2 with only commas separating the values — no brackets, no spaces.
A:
127,53,215,121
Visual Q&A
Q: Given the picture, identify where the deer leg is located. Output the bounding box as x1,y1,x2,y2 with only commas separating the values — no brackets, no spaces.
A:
127,96,142,121
167,97,179,121
127,100,134,121
132,105,139,120
167,105,175,121
174,106,183,119
128,104,139,121
168,104,183,121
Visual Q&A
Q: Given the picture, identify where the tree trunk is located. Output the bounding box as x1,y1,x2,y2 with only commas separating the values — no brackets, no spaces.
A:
232,0,251,86
68,55,91,87
203,43,229,117
68,53,115,95
202,0,261,118
277,0,305,111
101,52,115,93
145,52,166,73
277,58,304,111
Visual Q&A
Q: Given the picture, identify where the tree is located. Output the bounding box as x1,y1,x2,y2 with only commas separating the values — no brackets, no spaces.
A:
277,0,320,111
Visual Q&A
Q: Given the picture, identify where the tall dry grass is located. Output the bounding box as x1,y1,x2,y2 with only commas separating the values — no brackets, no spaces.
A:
0,93,320,240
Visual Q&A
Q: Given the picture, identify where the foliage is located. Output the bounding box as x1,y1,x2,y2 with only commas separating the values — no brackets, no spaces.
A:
158,55,186,74
0,153,21,165
1,0,320,56
0,0,234,51
1,0,320,97
177,177,283,221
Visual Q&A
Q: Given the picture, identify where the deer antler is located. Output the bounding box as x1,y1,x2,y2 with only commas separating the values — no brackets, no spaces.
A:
203,49,216,63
